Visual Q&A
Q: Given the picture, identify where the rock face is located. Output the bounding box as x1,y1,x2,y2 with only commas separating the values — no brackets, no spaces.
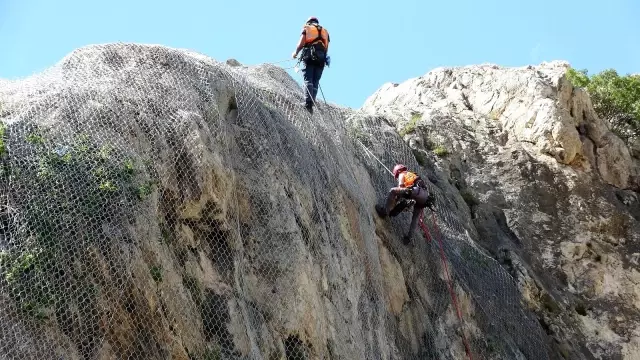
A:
363,61,640,359
0,44,636,360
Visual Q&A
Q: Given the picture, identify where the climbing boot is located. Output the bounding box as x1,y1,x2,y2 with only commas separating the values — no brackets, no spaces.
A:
402,235,411,245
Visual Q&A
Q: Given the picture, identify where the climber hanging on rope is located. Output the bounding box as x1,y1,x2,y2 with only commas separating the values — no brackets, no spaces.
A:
291,16,330,114
375,164,436,245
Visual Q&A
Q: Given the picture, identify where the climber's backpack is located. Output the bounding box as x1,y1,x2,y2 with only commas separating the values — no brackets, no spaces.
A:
302,24,327,66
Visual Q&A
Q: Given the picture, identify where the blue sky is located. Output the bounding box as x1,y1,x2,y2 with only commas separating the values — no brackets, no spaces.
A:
1,0,638,108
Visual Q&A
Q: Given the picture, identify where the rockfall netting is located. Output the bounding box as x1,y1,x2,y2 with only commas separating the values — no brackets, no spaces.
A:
0,43,552,359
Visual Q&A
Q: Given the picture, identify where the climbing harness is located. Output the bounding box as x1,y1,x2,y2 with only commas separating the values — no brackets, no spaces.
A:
418,210,473,360
303,23,327,48
300,23,329,65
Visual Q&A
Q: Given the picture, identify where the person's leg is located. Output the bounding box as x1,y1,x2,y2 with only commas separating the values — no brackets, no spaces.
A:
301,64,315,107
311,64,324,102
403,206,424,244
411,186,429,208
385,188,408,212
389,199,410,217
401,187,430,243
376,188,406,217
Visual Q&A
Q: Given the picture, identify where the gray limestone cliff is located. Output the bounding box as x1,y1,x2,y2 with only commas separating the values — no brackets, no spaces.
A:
362,61,640,359
0,44,637,360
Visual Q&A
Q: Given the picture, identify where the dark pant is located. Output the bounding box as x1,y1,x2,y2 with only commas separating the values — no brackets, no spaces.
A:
384,187,430,239
302,62,324,106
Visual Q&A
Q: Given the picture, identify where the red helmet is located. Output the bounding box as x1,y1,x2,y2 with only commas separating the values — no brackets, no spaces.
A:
392,164,407,178
306,16,319,24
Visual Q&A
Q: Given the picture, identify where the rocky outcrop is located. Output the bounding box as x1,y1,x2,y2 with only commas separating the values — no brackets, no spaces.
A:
363,61,640,359
364,61,638,189
0,44,637,360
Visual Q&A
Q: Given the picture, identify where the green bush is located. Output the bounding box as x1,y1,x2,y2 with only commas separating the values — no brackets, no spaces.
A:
150,266,163,283
399,112,422,137
433,145,449,157
347,122,372,148
0,125,156,319
566,68,640,142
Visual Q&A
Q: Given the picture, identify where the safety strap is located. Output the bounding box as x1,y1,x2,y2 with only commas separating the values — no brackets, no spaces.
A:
407,172,418,187
308,24,325,48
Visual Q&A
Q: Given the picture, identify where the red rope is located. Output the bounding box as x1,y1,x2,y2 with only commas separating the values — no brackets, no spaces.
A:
419,211,473,360
418,211,432,242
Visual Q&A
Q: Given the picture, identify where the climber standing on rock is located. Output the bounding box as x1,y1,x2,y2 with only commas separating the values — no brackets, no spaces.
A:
375,164,436,245
291,16,330,114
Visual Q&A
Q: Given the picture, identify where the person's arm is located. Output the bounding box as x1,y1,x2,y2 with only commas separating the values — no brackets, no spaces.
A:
292,28,306,58
395,173,405,188
326,32,330,53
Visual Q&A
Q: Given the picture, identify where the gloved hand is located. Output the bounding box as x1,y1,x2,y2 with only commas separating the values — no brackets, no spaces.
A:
403,199,416,212
400,188,412,198
425,194,436,212
325,55,331,67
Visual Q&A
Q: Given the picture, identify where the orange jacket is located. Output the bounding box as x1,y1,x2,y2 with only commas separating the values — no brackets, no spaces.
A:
303,24,329,51
398,171,419,188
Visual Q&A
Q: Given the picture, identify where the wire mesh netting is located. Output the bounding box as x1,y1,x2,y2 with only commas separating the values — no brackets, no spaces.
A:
0,43,553,359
